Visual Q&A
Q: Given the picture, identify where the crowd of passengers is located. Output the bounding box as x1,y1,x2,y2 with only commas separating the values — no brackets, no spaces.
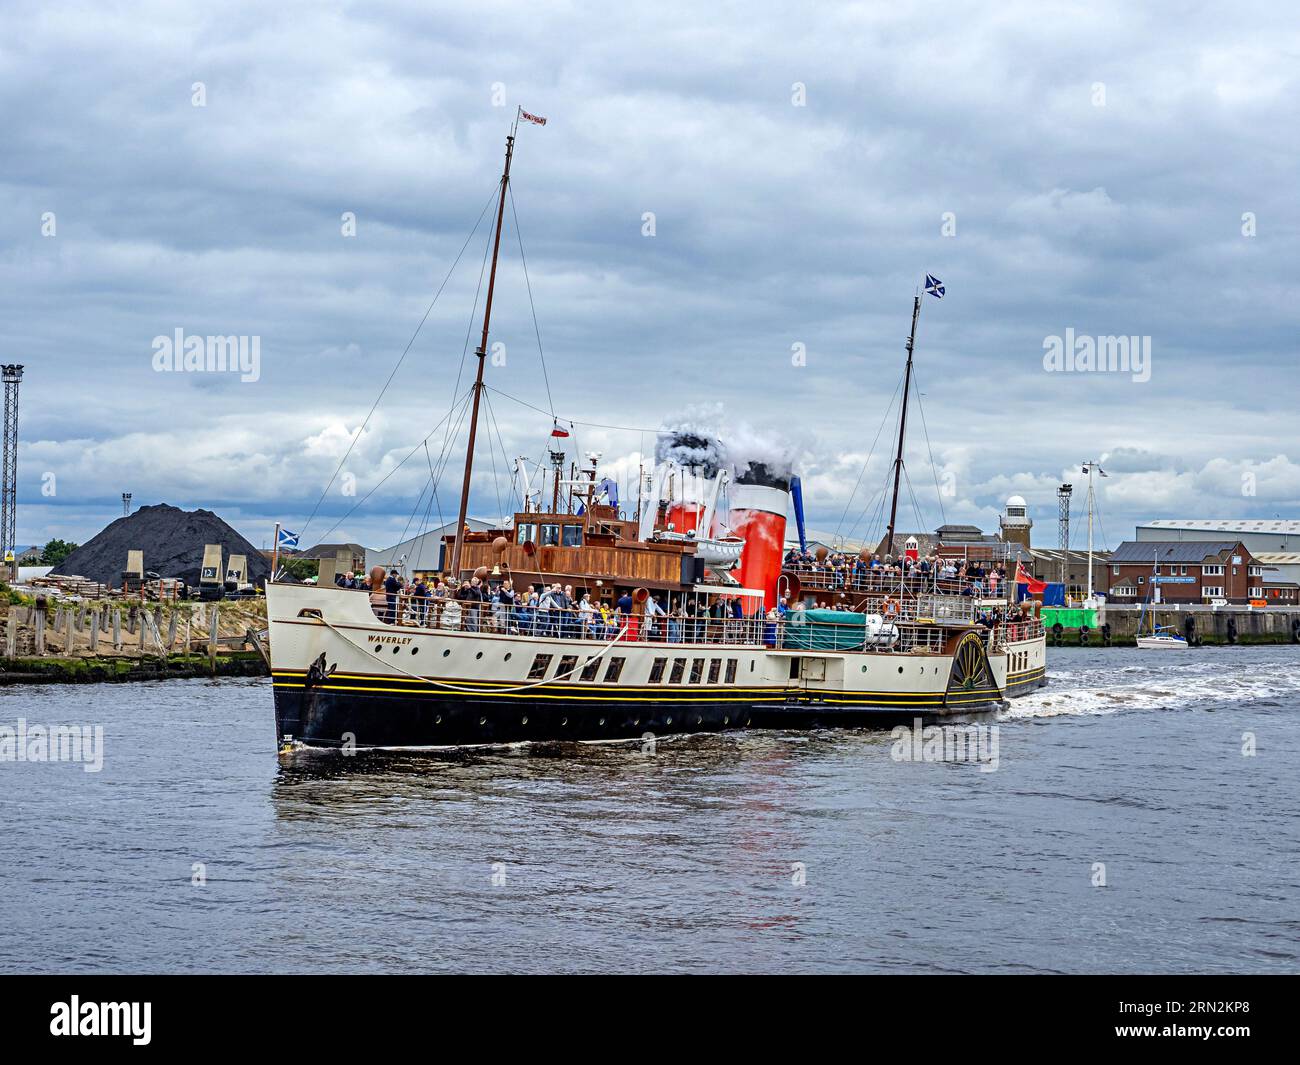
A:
338,568,762,641
783,548,1010,597
335,564,1037,646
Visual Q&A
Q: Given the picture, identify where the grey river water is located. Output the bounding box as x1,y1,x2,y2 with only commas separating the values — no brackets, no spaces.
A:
1,645,1297,973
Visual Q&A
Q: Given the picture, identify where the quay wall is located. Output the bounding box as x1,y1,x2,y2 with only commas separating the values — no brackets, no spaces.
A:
1048,606,1300,646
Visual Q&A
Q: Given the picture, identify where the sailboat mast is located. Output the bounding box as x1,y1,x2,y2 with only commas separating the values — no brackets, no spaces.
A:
883,293,922,558
1085,462,1095,600
449,130,516,580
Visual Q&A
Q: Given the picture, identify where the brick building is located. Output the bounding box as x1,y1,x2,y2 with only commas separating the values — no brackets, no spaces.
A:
1105,540,1264,605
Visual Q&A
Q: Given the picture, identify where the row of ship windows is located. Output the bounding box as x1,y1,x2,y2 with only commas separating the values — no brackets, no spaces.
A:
529,653,743,685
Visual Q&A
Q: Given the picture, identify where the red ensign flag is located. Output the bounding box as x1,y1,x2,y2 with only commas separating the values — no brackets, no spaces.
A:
520,109,547,126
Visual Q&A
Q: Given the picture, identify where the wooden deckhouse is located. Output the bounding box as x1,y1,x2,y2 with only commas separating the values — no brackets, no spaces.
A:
446,502,715,604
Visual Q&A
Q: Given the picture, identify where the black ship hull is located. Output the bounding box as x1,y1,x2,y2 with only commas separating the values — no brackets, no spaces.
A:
272,669,1038,750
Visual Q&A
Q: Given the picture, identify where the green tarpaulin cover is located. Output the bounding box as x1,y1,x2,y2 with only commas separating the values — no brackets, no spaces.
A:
782,609,872,650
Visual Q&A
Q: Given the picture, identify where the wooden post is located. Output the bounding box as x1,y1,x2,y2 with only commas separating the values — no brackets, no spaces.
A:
34,606,46,656
167,609,178,651
76,604,86,632
91,610,101,654
138,609,147,657
208,604,219,672
113,608,123,652
5,614,16,659
65,608,75,654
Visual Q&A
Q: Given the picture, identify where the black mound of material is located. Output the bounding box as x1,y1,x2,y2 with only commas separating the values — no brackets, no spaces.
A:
51,504,270,588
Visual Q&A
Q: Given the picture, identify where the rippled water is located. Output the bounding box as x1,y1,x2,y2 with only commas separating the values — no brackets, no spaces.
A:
2,645,1297,973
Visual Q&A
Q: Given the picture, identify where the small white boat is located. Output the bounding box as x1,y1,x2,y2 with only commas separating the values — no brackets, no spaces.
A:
1136,632,1188,650
1135,552,1189,650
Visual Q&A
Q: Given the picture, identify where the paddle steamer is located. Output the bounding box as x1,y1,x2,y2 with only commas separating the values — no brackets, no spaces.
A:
267,117,1047,750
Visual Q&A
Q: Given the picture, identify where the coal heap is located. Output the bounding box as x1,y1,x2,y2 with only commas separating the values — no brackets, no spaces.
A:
51,504,270,588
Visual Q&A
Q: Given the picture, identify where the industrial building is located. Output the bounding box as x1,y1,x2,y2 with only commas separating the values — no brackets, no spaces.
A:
1136,519,1300,555
365,517,494,576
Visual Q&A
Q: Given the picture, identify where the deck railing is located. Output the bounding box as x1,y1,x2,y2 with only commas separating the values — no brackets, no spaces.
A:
351,592,1039,654
786,563,1009,601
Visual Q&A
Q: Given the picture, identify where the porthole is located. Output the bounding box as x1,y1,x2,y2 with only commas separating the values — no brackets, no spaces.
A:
435,715,442,724
665,716,673,725
598,718,605,726
475,651,483,660
479,717,487,726
392,646,400,654
898,666,904,674
723,716,729,725
521,716,528,725
861,665,868,673
633,718,640,726
696,716,702,725
560,717,568,726
442,648,451,657
411,646,419,655
504,652,512,662
373,645,381,653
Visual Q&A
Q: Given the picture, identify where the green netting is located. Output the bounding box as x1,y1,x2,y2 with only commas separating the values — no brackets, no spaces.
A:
782,609,873,650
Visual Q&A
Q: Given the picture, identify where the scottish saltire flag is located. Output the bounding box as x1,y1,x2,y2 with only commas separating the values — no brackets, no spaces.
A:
277,527,300,550
924,274,945,299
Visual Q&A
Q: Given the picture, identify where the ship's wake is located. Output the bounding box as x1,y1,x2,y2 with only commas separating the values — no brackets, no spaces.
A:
999,652,1300,720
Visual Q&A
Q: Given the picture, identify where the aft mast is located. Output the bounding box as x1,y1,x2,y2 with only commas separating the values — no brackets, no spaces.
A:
883,289,922,558
448,120,518,580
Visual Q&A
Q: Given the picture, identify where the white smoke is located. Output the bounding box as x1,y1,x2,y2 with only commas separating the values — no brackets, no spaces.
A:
656,404,728,474
657,404,800,483
725,422,800,483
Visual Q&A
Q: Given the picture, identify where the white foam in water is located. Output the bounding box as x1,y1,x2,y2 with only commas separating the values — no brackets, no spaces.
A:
999,653,1300,720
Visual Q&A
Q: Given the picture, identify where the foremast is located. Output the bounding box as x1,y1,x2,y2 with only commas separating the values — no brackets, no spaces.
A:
449,118,518,580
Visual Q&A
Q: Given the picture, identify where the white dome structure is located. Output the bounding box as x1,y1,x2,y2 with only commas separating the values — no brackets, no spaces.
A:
1000,494,1032,546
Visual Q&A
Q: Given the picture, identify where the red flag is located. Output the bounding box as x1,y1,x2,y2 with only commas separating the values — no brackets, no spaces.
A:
1015,561,1047,594
550,422,569,438
520,109,547,126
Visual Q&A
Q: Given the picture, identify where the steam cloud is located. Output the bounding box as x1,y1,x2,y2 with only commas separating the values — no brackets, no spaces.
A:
656,404,799,482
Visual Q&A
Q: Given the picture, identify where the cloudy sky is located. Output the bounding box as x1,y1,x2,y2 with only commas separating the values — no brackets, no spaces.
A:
3,0,1296,556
